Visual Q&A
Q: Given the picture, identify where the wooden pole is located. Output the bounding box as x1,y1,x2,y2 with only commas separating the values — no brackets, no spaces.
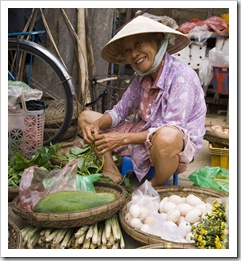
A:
77,8,91,105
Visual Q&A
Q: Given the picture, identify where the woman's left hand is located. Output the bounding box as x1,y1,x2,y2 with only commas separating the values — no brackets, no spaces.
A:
94,132,125,154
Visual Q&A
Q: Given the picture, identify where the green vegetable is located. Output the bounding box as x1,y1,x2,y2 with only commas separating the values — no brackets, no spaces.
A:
34,190,115,213
9,145,60,172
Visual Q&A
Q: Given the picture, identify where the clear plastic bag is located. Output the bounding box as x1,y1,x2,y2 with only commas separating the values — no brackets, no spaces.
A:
146,211,188,243
125,180,160,230
18,159,78,212
127,180,160,214
125,180,188,242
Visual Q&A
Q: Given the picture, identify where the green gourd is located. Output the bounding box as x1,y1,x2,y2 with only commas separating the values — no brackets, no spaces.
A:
34,190,115,213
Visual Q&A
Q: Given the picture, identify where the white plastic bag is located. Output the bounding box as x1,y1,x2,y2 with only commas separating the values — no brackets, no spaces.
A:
145,211,187,243
209,47,229,67
125,180,160,230
8,80,43,107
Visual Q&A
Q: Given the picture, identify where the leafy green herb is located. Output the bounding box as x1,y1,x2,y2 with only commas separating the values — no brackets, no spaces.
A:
9,144,60,171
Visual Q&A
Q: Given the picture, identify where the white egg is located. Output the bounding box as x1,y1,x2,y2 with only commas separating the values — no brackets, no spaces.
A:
176,203,193,216
125,212,132,223
179,221,192,236
163,202,176,213
144,216,156,226
139,207,150,221
166,209,181,223
129,204,141,218
185,208,202,224
195,203,206,214
159,197,169,212
168,194,183,205
185,194,202,206
177,216,186,225
159,212,167,221
130,218,143,229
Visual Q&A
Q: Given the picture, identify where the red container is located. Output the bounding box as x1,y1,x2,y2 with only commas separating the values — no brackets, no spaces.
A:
212,66,229,95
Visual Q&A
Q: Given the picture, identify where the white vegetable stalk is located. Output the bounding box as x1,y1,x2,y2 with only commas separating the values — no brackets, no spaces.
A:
19,215,125,249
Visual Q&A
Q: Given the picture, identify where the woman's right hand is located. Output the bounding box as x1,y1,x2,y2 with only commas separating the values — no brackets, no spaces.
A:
81,121,100,145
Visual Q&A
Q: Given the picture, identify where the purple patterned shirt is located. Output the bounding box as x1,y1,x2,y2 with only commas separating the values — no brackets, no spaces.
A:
107,53,207,180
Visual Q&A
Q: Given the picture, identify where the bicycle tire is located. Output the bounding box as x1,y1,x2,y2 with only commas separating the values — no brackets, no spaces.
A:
8,38,76,145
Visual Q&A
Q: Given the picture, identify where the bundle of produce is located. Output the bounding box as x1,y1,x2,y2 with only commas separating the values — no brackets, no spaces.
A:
20,214,125,249
191,200,229,249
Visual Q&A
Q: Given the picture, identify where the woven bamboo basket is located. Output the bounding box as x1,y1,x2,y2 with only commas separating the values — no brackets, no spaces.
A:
8,187,19,202
44,99,82,125
137,242,195,249
8,220,22,249
119,186,226,247
44,99,82,142
11,182,127,228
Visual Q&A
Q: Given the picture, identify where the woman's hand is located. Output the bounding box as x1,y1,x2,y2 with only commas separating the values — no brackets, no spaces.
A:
94,132,125,154
81,122,100,145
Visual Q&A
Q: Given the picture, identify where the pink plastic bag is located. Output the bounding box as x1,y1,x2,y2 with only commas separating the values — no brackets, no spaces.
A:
177,16,228,35
18,159,78,212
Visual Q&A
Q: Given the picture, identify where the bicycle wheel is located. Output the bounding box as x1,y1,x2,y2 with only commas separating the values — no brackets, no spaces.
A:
8,38,76,145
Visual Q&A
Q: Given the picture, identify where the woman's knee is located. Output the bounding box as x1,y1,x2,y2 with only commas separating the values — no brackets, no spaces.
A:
151,126,182,149
78,110,102,125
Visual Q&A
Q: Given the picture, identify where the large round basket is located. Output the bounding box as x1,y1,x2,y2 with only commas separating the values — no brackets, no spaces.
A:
8,187,19,202
11,182,127,228
137,242,195,249
119,186,226,247
8,220,22,249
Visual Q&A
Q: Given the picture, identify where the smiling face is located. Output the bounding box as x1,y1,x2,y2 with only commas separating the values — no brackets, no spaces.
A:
122,33,162,73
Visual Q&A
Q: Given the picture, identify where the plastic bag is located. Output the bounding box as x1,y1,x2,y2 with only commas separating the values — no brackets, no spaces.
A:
177,16,228,35
206,196,229,226
199,57,213,87
208,47,229,67
188,24,213,43
146,211,187,243
18,159,78,212
76,173,102,192
125,180,187,242
8,80,43,107
188,166,229,194
125,180,160,226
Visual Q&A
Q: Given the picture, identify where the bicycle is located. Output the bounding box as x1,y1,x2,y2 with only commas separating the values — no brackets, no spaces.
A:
86,74,134,113
8,30,76,145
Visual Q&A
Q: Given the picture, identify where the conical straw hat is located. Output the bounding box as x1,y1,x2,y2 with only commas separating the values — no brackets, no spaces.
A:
101,15,190,64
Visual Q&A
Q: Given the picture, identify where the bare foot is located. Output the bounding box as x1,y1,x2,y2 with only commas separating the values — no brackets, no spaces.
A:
102,168,123,184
